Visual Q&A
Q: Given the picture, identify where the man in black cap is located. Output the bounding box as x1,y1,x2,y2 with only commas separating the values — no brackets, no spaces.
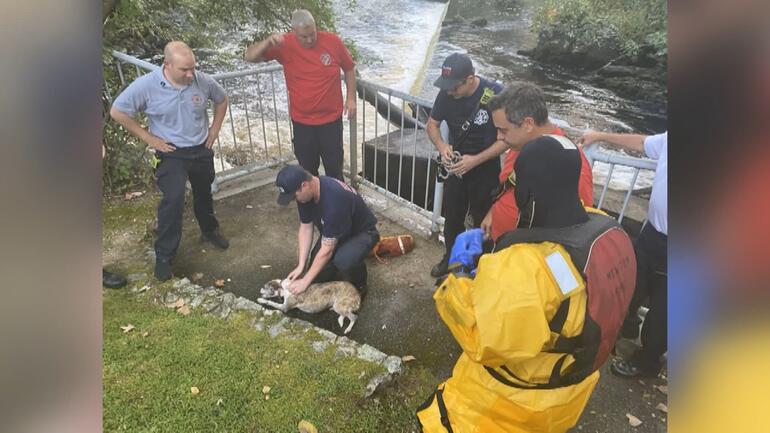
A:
428,52,507,277
275,165,380,294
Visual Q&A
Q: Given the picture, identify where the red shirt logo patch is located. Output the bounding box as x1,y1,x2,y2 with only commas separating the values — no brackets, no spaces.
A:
320,53,332,66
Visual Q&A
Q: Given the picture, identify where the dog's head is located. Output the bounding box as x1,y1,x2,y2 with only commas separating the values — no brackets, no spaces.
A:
260,278,293,298
260,279,284,298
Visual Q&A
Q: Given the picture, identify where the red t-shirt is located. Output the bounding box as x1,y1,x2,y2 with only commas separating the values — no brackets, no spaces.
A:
490,128,595,241
264,31,355,125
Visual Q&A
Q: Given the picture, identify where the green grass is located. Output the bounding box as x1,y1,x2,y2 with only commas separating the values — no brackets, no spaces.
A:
104,290,437,432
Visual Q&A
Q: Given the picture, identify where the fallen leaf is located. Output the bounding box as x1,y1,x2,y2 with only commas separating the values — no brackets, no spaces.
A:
246,205,254,209
141,331,149,338
191,272,204,282
265,395,270,400
170,299,185,308
136,285,150,293
656,403,668,413
655,384,668,395
381,324,387,330
401,355,416,362
216,398,224,406
120,324,135,333
227,278,232,282
190,386,200,395
178,305,191,315
262,385,271,394
260,265,272,269
202,249,207,253
409,283,415,288
626,413,642,427
214,279,226,287
298,420,318,433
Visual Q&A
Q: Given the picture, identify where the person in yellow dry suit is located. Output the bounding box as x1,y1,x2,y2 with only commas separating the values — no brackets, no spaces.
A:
417,83,637,433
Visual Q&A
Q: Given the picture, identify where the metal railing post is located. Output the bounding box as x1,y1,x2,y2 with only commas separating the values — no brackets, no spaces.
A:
349,116,358,187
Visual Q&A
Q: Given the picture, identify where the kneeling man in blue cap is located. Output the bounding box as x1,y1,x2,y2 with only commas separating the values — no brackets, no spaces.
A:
275,165,380,294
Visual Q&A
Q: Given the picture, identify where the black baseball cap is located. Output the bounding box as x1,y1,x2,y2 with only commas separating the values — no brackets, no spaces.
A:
275,165,309,205
433,53,474,90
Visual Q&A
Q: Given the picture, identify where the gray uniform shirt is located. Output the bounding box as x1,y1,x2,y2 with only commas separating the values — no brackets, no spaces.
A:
112,67,226,148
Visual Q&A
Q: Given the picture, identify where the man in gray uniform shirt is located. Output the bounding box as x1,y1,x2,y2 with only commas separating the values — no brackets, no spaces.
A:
111,41,230,281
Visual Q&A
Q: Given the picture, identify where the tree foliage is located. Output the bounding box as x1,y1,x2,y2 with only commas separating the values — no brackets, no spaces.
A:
532,0,667,63
102,0,341,194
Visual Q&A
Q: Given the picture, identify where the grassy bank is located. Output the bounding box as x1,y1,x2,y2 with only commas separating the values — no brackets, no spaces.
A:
102,195,438,432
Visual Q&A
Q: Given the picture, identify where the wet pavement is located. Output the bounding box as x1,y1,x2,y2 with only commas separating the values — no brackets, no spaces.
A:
170,183,667,432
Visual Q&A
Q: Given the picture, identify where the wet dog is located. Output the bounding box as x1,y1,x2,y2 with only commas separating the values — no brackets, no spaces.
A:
257,279,361,334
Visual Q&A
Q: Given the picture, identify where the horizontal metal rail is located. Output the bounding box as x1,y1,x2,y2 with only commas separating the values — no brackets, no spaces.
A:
108,51,655,232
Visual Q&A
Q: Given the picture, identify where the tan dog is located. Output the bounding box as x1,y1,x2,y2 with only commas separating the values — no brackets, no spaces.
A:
257,279,361,334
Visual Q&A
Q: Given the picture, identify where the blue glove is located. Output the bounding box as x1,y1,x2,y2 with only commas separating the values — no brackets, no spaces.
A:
448,229,484,276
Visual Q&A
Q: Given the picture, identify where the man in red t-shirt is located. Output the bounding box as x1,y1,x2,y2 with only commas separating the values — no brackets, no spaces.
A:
245,9,356,180
485,82,594,241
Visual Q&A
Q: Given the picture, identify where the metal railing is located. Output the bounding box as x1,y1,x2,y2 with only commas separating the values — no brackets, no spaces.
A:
107,51,657,232
580,141,658,223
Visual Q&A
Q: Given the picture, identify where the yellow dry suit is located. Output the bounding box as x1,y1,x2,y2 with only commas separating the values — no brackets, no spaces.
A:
417,211,636,433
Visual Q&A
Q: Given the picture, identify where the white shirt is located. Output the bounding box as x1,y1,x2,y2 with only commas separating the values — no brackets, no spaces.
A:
644,132,667,235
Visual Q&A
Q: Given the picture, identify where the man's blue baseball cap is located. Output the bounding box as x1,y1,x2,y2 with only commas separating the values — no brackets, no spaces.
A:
275,165,309,205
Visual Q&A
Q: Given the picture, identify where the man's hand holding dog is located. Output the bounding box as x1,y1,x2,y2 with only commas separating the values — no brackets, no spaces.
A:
287,265,304,281
288,278,310,295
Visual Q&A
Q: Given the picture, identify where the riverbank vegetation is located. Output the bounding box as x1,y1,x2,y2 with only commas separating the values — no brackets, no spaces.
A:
530,0,666,69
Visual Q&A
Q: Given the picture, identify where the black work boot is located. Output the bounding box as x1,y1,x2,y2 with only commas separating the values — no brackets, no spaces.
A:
202,228,229,250
609,357,659,378
154,259,173,281
103,269,127,289
430,255,449,278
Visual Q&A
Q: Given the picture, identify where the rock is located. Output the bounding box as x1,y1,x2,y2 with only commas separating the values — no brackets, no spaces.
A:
216,305,232,319
312,340,330,353
234,297,264,312
363,372,392,398
220,292,237,309
382,356,403,375
163,292,180,305
316,328,338,342
127,273,147,282
357,344,388,364
173,278,191,289
189,294,207,309
269,323,287,338
268,318,291,338
202,298,222,313
335,345,357,358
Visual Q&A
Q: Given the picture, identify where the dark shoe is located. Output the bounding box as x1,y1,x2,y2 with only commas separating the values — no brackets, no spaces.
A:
609,358,657,378
202,228,229,250
430,256,449,278
103,269,127,289
154,259,173,281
